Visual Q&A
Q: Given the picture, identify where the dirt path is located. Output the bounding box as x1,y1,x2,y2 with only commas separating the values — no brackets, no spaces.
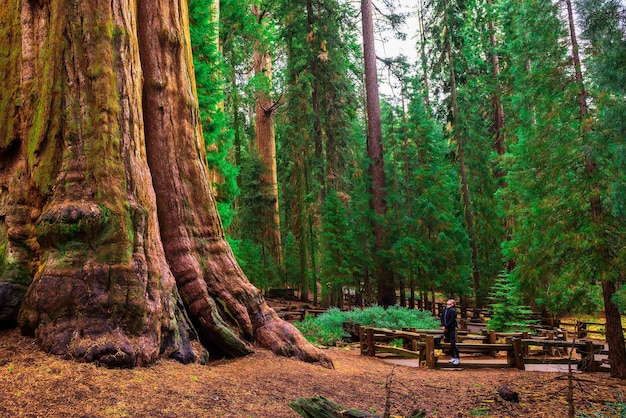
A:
1,329,624,417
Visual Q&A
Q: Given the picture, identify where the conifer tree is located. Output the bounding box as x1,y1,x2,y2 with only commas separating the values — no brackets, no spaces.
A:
487,274,534,332
275,0,361,304
386,79,471,304
500,0,626,377
362,0,395,306
574,0,626,378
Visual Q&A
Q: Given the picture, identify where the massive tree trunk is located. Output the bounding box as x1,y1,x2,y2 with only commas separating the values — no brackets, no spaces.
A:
0,0,330,369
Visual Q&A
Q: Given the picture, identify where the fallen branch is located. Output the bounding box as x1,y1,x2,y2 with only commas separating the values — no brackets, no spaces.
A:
289,396,380,418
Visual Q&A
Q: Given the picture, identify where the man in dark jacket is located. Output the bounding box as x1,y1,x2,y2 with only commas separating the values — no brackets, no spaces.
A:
441,299,460,365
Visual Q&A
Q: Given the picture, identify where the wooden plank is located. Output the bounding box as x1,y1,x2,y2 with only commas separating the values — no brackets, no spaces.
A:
373,345,422,359
440,343,513,350
488,330,497,357
524,358,577,365
521,339,602,350
368,328,434,338
459,334,488,342
586,341,597,372
493,332,525,338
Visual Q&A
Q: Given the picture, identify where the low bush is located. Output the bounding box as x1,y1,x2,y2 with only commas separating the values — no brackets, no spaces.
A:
295,305,440,346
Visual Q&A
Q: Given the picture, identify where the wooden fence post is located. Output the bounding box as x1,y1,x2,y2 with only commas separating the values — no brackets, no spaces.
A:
585,341,597,372
425,335,436,369
410,328,418,352
561,330,569,356
505,338,514,366
522,331,530,356
489,330,497,357
367,328,375,357
359,326,366,355
512,338,524,370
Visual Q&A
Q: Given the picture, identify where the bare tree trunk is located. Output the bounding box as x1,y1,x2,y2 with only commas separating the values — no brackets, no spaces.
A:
2,0,330,369
564,0,588,120
601,280,626,378
361,0,395,306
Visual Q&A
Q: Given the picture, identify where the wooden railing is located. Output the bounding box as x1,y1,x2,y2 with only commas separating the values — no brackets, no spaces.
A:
358,326,607,372
558,320,626,339
274,308,328,321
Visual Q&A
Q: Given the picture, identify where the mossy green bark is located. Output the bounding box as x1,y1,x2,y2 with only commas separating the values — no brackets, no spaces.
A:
1,0,329,369
0,0,21,152
4,0,195,367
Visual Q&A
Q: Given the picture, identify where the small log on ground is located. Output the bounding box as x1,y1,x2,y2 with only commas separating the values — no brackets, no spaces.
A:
289,396,380,417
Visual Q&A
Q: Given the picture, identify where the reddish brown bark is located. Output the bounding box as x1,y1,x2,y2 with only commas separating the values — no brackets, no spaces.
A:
361,0,395,306
12,0,194,367
0,0,330,369
252,6,282,268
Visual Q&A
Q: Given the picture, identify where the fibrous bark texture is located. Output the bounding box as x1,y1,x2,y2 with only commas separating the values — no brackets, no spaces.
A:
0,0,330,369
252,24,282,268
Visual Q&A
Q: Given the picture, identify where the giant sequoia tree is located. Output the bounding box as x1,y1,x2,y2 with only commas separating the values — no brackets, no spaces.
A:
0,0,329,368
361,0,394,306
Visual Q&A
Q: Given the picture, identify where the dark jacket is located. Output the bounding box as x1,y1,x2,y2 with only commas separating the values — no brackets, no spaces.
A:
441,306,458,330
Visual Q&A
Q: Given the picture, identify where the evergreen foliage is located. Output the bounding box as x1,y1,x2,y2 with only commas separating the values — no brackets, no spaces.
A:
183,0,625,329
421,0,505,304
383,80,471,301
319,191,358,301
274,0,363,302
235,153,280,289
499,0,626,318
295,306,440,346
576,0,626,313
487,273,535,332
189,0,239,228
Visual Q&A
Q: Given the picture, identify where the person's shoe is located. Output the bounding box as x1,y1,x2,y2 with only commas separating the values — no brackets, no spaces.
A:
452,358,460,365
448,358,455,363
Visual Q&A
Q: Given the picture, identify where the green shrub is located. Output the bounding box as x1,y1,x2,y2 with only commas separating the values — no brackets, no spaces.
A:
294,306,440,346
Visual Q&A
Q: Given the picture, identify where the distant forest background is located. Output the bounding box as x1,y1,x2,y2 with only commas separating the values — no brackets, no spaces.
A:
189,0,626,317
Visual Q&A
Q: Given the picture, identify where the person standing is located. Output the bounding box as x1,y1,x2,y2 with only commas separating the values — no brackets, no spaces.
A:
441,299,460,365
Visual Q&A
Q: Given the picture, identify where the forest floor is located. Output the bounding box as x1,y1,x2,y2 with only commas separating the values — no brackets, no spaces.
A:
2,328,626,418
